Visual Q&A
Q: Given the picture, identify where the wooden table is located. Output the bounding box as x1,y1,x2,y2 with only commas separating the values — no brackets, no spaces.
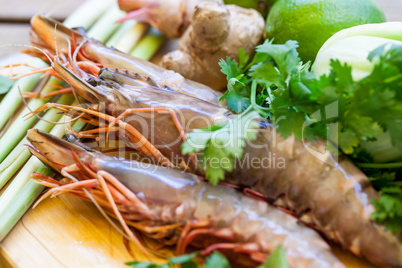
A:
0,1,401,267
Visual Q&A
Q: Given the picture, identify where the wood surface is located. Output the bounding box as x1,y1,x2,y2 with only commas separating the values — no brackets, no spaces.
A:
0,0,401,268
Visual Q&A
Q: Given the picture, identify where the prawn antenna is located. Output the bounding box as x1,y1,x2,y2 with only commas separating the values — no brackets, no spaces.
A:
54,23,59,63
0,44,54,81
19,87,84,125
65,38,82,105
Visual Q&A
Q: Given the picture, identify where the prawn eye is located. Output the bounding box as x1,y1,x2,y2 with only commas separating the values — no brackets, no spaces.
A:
87,78,99,86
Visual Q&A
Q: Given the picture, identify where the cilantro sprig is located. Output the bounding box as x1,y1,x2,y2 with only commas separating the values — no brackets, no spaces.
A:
181,111,260,185
220,41,402,153
126,247,289,268
218,41,402,234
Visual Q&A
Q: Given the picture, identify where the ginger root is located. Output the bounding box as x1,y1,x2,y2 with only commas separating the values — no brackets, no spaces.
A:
117,0,216,37
160,1,265,90
118,0,265,90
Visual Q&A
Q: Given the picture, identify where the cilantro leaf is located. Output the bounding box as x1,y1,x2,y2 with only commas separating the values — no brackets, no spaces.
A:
125,262,169,268
371,187,402,234
204,251,231,268
219,57,251,113
168,251,199,265
218,40,402,234
181,112,260,184
261,247,290,268
126,251,231,268
219,57,242,80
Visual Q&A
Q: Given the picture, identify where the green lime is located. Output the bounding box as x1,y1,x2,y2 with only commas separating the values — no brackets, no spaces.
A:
265,0,386,62
223,0,277,16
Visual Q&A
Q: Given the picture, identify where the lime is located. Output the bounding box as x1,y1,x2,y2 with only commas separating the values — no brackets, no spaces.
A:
265,0,386,62
223,0,277,16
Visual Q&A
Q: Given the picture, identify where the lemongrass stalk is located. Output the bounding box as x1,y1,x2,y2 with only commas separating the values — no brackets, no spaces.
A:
0,0,112,131
0,115,85,242
0,59,47,131
0,29,166,212
105,20,137,46
0,105,82,217
0,3,164,242
106,21,149,52
63,0,115,29
0,77,65,163
86,4,125,41
0,0,111,131
0,0,129,187
0,93,74,189
0,153,45,213
130,28,166,60
0,164,54,241
0,0,118,184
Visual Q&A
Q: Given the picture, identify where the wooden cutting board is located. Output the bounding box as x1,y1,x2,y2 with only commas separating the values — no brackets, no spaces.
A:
0,185,377,268
0,182,377,268
0,0,400,267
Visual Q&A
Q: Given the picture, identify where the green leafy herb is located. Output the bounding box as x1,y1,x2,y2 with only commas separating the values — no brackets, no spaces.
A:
125,251,230,268
371,187,402,234
0,76,14,95
219,56,250,113
204,251,231,268
219,41,402,233
181,111,260,184
261,247,290,268
220,41,402,155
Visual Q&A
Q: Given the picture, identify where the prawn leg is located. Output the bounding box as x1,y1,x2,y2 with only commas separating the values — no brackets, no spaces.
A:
27,103,174,168
95,170,152,259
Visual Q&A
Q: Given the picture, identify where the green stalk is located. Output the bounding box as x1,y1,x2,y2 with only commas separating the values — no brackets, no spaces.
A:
0,1,128,189
0,116,85,242
86,3,125,41
106,21,149,53
0,1,124,173
0,0,119,242
0,111,82,220
63,0,115,29
0,77,64,163
106,20,137,46
130,28,165,60
0,164,54,241
0,0,166,242
0,58,47,131
356,162,402,169
0,93,74,189
0,29,165,241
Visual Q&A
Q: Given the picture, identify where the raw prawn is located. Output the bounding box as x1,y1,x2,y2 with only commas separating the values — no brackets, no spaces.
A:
25,15,223,105
26,128,344,268
32,60,402,268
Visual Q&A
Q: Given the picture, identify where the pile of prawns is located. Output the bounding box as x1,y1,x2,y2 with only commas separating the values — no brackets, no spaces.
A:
12,15,402,268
